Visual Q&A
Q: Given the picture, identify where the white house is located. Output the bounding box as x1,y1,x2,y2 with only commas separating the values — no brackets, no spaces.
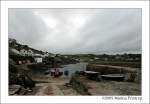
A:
33,53,43,63
20,49,34,56
33,53,42,57
34,57,43,63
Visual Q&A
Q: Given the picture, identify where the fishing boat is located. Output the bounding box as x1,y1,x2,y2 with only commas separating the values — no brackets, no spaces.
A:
84,71,100,80
101,74,125,81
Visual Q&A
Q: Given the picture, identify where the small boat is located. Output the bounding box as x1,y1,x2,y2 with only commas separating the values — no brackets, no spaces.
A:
101,74,125,81
84,71,100,80
84,71,99,74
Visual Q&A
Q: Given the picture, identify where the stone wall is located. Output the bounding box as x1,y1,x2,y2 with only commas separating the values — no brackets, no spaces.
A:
70,75,91,95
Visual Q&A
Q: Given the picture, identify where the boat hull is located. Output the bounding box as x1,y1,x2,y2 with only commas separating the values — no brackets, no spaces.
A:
101,74,125,81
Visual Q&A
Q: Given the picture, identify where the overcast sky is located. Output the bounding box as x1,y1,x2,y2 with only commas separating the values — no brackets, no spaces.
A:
9,9,141,54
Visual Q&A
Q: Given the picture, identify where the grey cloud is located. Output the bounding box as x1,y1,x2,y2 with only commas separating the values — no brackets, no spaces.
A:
9,9,142,54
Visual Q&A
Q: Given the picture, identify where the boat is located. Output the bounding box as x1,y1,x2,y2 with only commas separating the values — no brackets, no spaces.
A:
101,74,125,81
84,71,100,80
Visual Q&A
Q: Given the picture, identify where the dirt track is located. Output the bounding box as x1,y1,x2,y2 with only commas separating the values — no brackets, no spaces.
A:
28,77,80,95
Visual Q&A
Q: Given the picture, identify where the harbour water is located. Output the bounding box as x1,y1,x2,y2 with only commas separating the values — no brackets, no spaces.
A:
50,62,88,77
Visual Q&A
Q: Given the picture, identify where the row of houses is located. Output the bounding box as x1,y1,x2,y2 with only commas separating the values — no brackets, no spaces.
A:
19,49,50,57
10,48,53,64
10,47,49,56
10,48,49,64
9,38,59,64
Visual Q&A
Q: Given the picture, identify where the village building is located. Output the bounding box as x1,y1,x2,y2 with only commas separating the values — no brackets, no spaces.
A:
34,56,43,63
19,49,35,56
20,49,29,56
94,57,99,60
43,52,49,57
33,54,43,63
27,49,34,56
